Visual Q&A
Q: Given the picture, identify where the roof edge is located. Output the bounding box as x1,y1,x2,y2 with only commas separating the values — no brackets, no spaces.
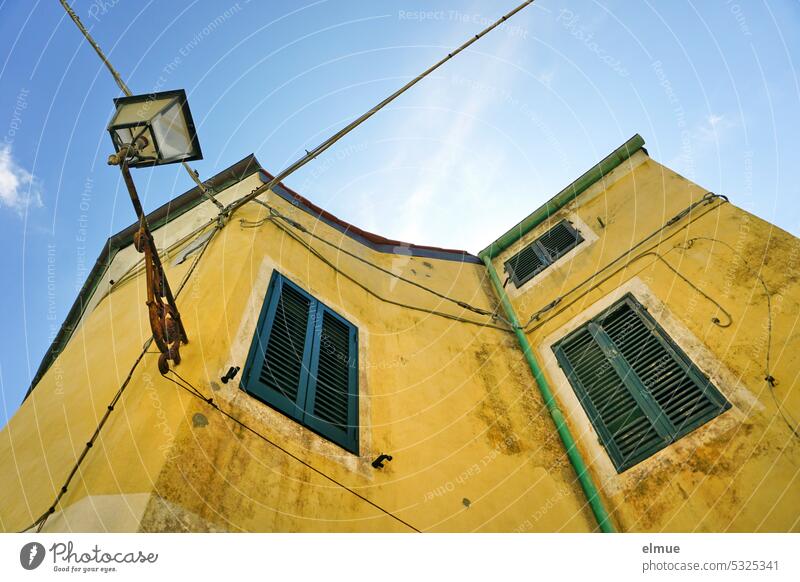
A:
479,134,647,259
24,154,262,400
24,154,484,400
260,170,483,264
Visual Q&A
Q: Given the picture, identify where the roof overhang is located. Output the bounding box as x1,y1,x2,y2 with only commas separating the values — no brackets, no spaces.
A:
24,155,483,399
479,134,647,260
24,154,262,399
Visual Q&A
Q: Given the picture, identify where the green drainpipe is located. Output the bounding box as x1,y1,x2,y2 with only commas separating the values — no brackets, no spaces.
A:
473,135,649,533
481,254,615,532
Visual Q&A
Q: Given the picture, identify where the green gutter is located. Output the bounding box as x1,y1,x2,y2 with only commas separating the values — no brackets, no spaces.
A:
480,134,645,259
480,253,615,532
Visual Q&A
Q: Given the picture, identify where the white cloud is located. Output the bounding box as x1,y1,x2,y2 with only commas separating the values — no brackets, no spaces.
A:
0,144,42,215
536,68,556,89
667,113,737,179
696,113,734,143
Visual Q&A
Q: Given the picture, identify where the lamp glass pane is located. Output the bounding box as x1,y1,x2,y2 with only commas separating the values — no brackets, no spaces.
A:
151,101,193,161
109,96,175,127
113,127,134,147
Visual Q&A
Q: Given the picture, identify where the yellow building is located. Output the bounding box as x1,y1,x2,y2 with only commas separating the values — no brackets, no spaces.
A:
1,134,798,532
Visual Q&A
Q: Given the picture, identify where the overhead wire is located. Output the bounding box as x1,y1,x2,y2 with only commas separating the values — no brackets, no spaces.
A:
60,0,530,328
221,0,539,216
240,201,515,329
160,369,421,532
61,0,540,217
58,0,226,211
19,220,222,533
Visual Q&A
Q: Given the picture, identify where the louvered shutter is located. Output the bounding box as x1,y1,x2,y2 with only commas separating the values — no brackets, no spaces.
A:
556,325,668,471
303,307,359,453
553,294,730,472
242,275,315,421
505,244,547,287
601,300,730,439
504,220,583,287
242,272,359,454
537,221,582,261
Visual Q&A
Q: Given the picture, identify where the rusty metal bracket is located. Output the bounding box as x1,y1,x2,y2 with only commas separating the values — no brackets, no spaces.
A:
110,147,188,374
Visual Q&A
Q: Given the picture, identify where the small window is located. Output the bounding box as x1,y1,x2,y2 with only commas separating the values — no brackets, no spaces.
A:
552,294,730,472
241,272,359,454
504,220,583,287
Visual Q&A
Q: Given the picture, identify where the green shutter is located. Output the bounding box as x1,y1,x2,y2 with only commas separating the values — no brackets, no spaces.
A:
304,308,359,453
557,326,667,469
241,272,359,454
537,221,583,261
553,294,730,472
505,244,547,286
243,275,315,420
600,301,730,438
504,220,583,287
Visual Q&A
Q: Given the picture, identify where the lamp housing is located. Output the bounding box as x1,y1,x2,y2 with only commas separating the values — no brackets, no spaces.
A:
107,89,202,168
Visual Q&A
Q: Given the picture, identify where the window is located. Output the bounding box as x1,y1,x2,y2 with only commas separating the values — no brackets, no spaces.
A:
504,220,583,287
552,294,730,472
241,272,359,454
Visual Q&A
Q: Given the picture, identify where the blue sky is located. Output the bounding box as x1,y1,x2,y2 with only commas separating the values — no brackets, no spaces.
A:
0,0,798,424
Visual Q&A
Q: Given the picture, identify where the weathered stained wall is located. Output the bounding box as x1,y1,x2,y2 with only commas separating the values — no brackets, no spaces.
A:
3,145,798,533
0,172,594,533
490,150,800,532
0,175,265,532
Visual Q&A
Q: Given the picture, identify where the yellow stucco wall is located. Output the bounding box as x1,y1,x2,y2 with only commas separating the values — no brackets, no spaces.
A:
2,147,798,533
0,173,594,533
492,151,800,532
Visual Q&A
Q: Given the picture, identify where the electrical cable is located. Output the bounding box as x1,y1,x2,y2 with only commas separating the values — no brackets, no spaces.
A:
97,217,220,299
521,193,728,330
240,202,515,328
58,0,226,211
160,369,421,532
18,221,222,533
525,248,733,337
676,236,800,439
247,208,511,332
222,0,538,216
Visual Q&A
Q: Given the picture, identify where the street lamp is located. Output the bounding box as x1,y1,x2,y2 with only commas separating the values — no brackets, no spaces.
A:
108,89,202,167
107,89,203,373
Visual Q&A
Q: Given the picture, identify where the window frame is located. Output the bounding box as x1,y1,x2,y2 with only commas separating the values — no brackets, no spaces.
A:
504,219,584,288
240,271,359,454
552,293,731,472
